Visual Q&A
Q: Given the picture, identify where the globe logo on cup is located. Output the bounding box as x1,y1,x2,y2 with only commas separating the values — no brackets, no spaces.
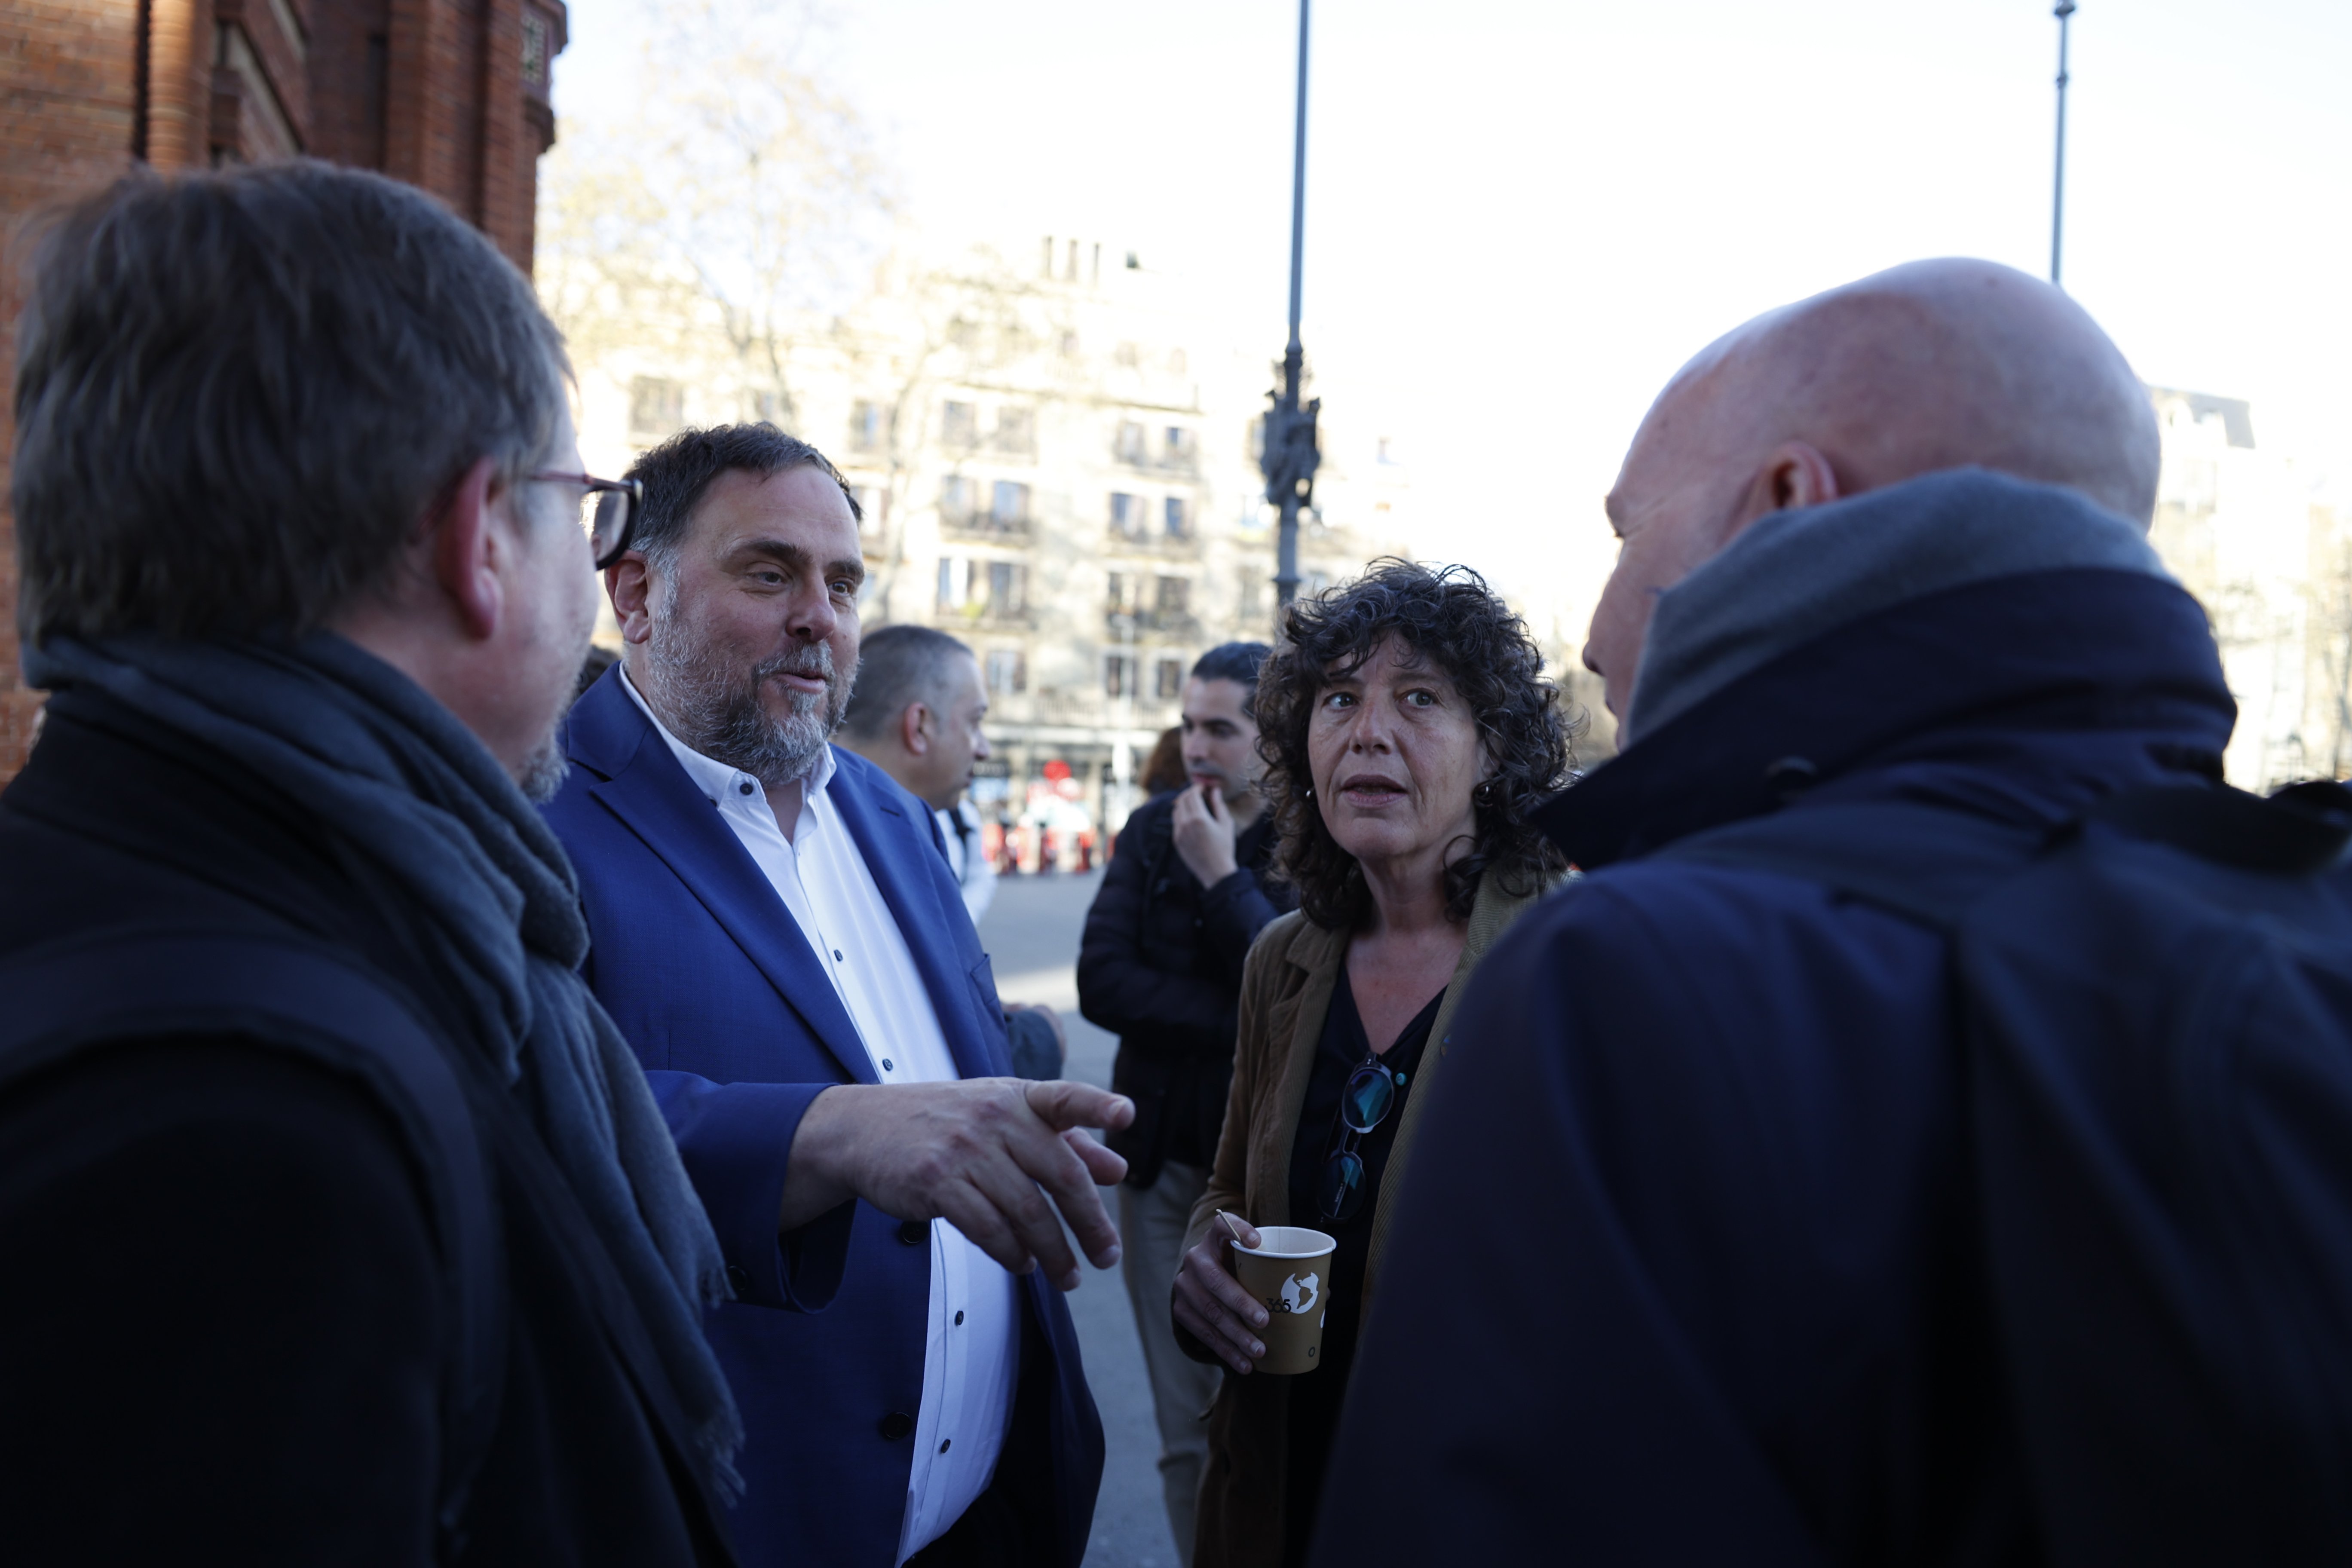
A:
1227,1225,1336,1375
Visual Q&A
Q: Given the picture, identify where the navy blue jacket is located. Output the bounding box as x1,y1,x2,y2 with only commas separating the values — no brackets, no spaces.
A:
1311,566,2238,1565
543,668,1103,1567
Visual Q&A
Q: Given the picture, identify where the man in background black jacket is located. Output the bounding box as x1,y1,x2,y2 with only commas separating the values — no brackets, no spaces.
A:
1078,641,1289,1560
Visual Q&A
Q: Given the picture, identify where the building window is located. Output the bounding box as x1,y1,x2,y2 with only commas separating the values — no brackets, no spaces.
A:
1163,426,1196,467
1164,495,1189,539
986,649,1027,695
849,400,888,453
1155,657,1186,700
629,376,684,441
1114,342,1140,368
939,474,974,524
1155,576,1188,615
1106,571,1130,611
943,400,978,447
1109,491,1144,539
991,480,1031,528
850,485,887,534
1115,421,1147,464
1105,653,1138,698
994,407,1036,456
521,12,550,85
937,556,970,610
986,560,1028,614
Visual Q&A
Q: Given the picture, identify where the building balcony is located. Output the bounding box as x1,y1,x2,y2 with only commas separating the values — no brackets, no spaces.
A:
941,510,1033,542
1104,608,1201,640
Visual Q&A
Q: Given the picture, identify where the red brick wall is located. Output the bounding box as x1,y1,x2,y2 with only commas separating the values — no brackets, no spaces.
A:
0,0,565,781
0,0,142,774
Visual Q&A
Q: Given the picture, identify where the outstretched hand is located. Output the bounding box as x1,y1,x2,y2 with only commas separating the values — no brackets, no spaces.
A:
784,1078,1133,1290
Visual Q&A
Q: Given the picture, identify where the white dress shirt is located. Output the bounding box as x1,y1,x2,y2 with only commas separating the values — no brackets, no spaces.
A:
621,670,1020,1564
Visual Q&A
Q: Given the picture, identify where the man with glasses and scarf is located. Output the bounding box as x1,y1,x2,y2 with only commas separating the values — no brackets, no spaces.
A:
0,163,747,1561
544,423,1122,1568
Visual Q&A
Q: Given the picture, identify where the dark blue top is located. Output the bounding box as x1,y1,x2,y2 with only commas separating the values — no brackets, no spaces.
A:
1281,971,1442,1565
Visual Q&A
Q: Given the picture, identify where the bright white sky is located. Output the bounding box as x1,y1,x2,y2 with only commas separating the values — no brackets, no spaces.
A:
555,0,2352,634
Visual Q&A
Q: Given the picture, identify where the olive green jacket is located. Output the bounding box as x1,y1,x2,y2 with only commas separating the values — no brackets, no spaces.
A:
1176,868,1558,1568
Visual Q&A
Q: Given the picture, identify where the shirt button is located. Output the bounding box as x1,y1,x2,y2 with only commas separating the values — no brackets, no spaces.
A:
899,1220,926,1246
833,949,843,961
954,1310,965,1326
738,781,753,796
725,1263,751,1295
878,1412,914,1441
939,1439,952,1454
881,1058,894,1072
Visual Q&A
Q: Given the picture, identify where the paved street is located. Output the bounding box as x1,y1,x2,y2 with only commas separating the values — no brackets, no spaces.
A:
977,868,1188,1568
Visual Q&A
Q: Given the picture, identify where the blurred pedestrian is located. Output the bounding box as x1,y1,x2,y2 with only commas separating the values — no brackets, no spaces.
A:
840,623,1063,1079
547,425,1124,1567
1311,261,2308,1565
839,624,999,922
1169,567,1571,1568
0,162,735,1559
1141,725,1188,795
1077,642,1285,1561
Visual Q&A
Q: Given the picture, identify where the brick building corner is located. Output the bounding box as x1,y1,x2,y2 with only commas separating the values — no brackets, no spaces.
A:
0,0,568,781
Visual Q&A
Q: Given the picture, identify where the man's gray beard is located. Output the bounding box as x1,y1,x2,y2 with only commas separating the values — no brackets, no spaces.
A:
643,616,852,790
518,735,571,804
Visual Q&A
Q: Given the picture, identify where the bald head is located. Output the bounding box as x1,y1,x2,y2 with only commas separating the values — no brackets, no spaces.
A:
1585,258,2158,720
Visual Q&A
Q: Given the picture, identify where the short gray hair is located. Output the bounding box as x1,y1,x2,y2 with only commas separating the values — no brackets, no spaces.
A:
840,623,974,740
12,160,569,644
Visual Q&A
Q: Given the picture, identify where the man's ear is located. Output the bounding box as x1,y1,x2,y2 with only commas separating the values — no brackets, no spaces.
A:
1733,440,1840,532
607,554,655,647
900,701,933,756
429,456,506,642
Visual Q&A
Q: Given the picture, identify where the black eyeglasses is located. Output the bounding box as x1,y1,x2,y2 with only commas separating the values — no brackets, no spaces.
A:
533,471,643,569
1319,1054,1406,1222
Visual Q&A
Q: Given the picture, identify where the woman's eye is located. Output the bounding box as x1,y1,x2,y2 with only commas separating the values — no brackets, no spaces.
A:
1405,689,1435,707
1321,692,1353,710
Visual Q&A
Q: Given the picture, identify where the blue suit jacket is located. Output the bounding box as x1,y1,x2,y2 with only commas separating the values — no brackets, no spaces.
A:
543,668,1103,1568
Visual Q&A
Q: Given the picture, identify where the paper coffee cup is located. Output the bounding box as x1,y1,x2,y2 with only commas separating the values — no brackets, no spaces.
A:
1228,1225,1336,1375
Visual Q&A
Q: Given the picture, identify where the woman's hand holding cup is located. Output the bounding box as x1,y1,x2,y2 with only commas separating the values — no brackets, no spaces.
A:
1173,1214,1269,1375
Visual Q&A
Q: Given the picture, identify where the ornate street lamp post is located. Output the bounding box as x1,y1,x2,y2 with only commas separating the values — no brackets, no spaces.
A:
2051,0,2077,287
1262,0,1320,609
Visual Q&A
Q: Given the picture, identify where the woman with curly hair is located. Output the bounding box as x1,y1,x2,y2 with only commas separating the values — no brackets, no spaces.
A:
1169,560,1575,1567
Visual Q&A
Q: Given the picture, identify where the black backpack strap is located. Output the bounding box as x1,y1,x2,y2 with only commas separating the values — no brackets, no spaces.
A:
1651,800,2051,929
0,926,505,1561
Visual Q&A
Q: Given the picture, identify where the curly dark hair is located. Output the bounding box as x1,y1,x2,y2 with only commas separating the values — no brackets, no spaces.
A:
1256,560,1575,930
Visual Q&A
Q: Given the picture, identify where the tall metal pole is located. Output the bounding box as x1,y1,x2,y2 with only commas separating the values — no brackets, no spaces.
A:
1262,0,1320,609
2050,0,2076,287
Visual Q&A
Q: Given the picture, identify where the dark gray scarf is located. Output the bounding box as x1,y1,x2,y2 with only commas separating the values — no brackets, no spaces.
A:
24,631,743,1498
1626,467,2170,744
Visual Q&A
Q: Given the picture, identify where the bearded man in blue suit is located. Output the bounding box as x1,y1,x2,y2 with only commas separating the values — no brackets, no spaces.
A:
543,423,1125,1567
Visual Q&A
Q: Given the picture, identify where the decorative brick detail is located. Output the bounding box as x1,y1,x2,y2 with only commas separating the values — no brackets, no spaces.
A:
0,0,566,782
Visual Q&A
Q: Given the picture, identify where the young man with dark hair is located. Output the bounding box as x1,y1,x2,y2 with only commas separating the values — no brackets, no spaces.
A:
544,423,1125,1568
1076,640,1290,1562
0,162,737,1561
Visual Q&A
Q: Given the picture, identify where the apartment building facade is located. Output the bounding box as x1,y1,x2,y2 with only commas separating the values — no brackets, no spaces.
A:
563,234,1409,848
